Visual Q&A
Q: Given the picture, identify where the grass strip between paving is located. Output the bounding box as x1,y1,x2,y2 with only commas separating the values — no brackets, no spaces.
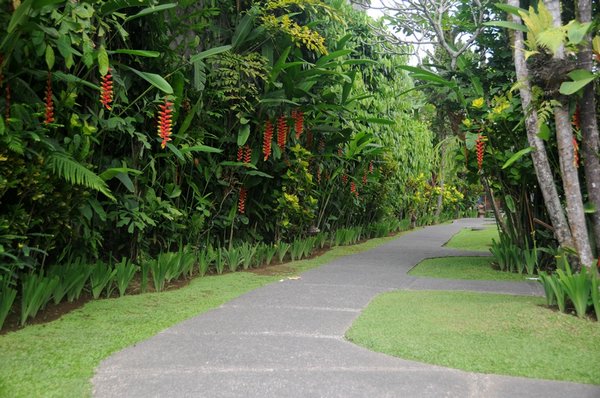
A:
346,290,600,385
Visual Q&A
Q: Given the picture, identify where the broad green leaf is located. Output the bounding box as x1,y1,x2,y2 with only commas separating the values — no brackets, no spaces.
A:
537,123,551,140
179,145,222,155
99,167,142,181
54,71,99,90
505,195,516,213
189,45,232,63
100,0,154,14
56,35,72,59
560,70,597,95
97,46,109,75
483,21,528,32
166,143,184,161
316,49,352,67
232,11,256,49
237,124,250,146
536,28,565,55
502,147,534,169
127,67,173,94
494,3,527,16
567,21,591,45
111,49,160,57
178,98,201,136
124,3,177,22
7,0,33,33
245,170,273,179
45,45,55,70
115,173,135,193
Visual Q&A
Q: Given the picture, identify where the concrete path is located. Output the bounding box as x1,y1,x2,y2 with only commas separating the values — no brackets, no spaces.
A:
93,219,600,397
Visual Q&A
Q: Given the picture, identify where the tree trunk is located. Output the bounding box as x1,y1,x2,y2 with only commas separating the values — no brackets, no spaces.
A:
576,0,600,255
544,0,595,268
507,0,574,250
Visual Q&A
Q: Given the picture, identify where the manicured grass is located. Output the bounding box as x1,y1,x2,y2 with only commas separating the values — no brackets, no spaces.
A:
346,290,600,384
0,234,400,398
408,256,528,281
445,226,499,251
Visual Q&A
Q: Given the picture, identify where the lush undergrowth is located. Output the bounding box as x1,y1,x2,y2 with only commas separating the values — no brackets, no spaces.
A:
444,226,499,251
408,256,527,281
346,290,600,385
0,233,400,398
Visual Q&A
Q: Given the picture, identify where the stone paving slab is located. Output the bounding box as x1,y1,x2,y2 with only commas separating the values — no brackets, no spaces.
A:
93,219,600,397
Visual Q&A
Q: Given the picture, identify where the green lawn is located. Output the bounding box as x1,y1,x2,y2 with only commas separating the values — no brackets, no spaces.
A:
445,226,499,251
346,290,600,384
408,256,528,281
0,234,400,398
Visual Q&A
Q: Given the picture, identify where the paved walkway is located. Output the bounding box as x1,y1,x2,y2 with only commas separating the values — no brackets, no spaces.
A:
93,219,600,397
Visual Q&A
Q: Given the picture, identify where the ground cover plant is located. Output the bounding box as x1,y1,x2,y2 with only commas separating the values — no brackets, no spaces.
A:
346,290,600,385
408,256,527,282
0,234,401,398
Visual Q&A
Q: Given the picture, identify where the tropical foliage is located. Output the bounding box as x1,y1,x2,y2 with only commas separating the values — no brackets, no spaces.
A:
0,1,475,329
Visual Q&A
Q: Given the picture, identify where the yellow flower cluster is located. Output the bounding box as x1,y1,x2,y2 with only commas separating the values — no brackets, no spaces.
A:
261,14,328,55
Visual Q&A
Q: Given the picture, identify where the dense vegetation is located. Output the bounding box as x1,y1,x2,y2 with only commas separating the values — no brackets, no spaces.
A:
0,1,477,330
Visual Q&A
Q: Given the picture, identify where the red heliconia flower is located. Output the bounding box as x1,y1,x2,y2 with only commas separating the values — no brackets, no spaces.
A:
341,173,348,185
157,98,174,149
573,136,580,168
369,161,374,174
238,187,248,214
100,67,114,110
350,181,358,197
306,129,313,148
292,109,304,139
243,145,252,163
475,134,486,171
337,146,344,157
44,72,54,125
277,114,287,151
263,120,273,161
362,173,367,185
318,139,325,153
237,146,244,162
572,106,581,130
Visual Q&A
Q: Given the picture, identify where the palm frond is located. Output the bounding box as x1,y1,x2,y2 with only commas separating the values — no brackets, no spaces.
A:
47,152,115,200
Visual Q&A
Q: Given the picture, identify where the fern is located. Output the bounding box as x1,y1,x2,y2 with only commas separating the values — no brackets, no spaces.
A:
47,152,115,200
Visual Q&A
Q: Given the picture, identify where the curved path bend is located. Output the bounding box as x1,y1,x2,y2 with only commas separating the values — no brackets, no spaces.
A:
93,219,600,397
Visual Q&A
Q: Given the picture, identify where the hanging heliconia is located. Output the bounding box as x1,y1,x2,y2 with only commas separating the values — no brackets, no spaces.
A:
238,187,248,214
337,146,343,157
573,136,580,168
362,173,367,185
317,167,322,184
277,114,287,151
291,109,304,139
263,120,273,161
475,134,486,171
341,173,348,185
306,128,313,148
572,106,581,130
243,145,252,163
157,98,174,149
237,146,244,162
368,161,374,174
350,181,358,197
99,67,114,110
318,138,325,153
43,72,54,125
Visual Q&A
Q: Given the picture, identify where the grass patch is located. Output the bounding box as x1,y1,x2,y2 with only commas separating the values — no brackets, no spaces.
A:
346,290,600,384
408,256,527,282
0,233,401,398
445,226,499,251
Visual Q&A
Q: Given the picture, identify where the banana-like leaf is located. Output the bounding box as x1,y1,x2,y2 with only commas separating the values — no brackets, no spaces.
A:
502,147,534,169
111,49,160,57
189,45,232,63
124,3,177,22
483,21,528,32
125,66,173,94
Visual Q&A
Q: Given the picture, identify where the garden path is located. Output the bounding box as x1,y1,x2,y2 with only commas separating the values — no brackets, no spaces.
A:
93,219,600,397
